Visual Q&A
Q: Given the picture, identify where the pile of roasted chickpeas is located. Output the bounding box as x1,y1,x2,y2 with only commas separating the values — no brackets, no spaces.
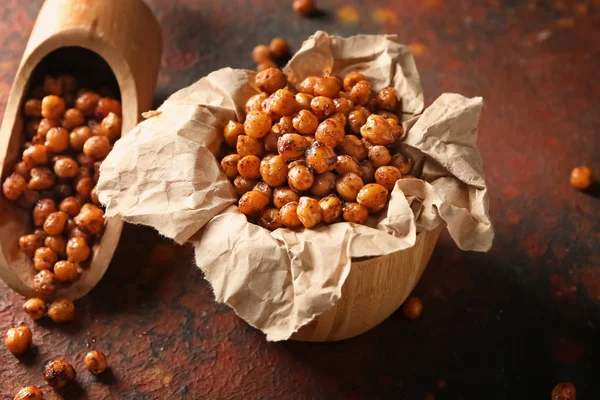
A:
220,67,413,230
1,74,122,297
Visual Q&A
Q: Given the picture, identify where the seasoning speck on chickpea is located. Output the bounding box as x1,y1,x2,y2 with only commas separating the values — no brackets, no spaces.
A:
5,325,32,356
43,360,76,389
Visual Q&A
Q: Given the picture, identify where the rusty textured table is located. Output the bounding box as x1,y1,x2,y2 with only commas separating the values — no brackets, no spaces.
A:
1,1,599,399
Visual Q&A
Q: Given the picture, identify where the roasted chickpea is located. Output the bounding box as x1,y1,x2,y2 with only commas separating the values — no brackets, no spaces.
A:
261,98,283,122
305,142,336,174
233,176,258,197
319,195,343,223
53,157,80,179
76,154,94,170
22,298,47,321
279,201,302,227
258,155,288,187
244,111,272,139
347,110,366,134
19,234,42,257
47,298,75,324
356,183,389,212
41,95,65,119
251,181,272,201
388,118,405,141
33,247,58,271
43,211,68,236
57,74,77,94
374,166,402,191
361,115,395,145
73,177,93,201
252,44,271,63
295,93,313,110
293,0,316,16
257,207,282,230
75,204,105,234
85,350,108,375
256,58,277,70
315,118,345,147
287,159,307,169
223,121,244,148
43,360,76,389
13,161,32,180
57,196,81,218
273,187,300,208
332,98,352,116
238,190,269,216
332,110,348,125
13,386,43,400
99,112,122,142
37,118,60,139
16,189,39,209
95,97,122,119
570,166,593,189
61,107,85,131
83,135,111,160
2,173,27,201
255,67,288,94
269,37,290,58
402,296,423,319
336,172,364,202
66,236,90,263
277,133,309,161
22,144,49,168
33,269,56,295
311,172,336,197
237,155,261,179
378,111,399,121
551,382,576,400
51,260,78,282
220,154,241,179
390,153,412,175
350,80,371,106
296,197,321,228
5,326,32,356
245,92,269,114
271,89,297,116
263,127,281,153
313,76,341,98
343,72,368,92
287,165,314,192
375,87,399,111
236,135,265,157
24,99,42,118
292,109,319,135
32,198,56,227
367,145,391,168
277,116,295,134
29,167,55,191
310,96,335,120
44,126,69,153
342,202,369,224
336,136,367,161
43,236,66,259
335,155,362,176
66,128,90,153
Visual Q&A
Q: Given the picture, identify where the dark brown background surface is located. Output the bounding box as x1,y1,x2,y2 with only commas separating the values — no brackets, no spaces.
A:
1,0,599,399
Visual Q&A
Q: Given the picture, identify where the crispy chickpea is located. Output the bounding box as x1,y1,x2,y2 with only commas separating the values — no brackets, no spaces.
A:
368,145,392,168
13,161,32,180
53,157,80,179
233,176,258,197
313,76,341,98
314,118,344,147
61,107,85,131
343,72,368,92
83,135,111,160
298,76,318,95
333,97,353,116
236,135,265,157
220,154,241,179
33,199,56,226
388,118,405,141
296,197,321,228
347,110,367,134
305,142,336,174
273,187,299,208
37,118,60,139
223,121,244,148
95,97,122,119
237,155,261,179
59,196,82,218
41,95,65,119
259,155,288,187
357,183,388,212
258,208,283,230
269,37,290,58
66,236,90,262
252,181,273,202
263,127,281,152
311,172,336,197
5,326,32,356
99,112,122,142
16,189,40,209
245,92,269,114
277,116,295,134
350,80,371,106
378,111,399,121
25,120,39,139
74,177,93,201
337,135,368,160
33,269,56,295
402,296,423,319
375,166,402,191
44,126,69,153
244,111,272,139
293,0,316,16
19,234,42,257
75,204,105,234
335,155,362,176
43,211,68,236
77,154,95,169
342,202,369,224
252,44,271,63
570,166,593,189
44,236,67,258
361,115,395,145
238,190,269,216
13,386,43,400
29,167,55,191
23,298,47,321
336,172,364,202
375,87,399,112
43,360,76,389
295,93,313,110
67,126,91,152
310,96,335,120
85,350,108,375
54,260,79,282
261,98,282,121
2,173,27,201
288,165,314,191
277,133,309,161
279,201,302,227
33,247,58,271
24,99,42,118
255,67,287,94
270,89,297,116
22,144,49,168
551,382,576,400
292,110,319,135
319,194,342,223
390,153,413,175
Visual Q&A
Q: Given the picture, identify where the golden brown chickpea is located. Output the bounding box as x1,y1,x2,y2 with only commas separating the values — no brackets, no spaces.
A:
66,236,90,263
33,247,58,271
37,118,60,139
277,116,295,134
43,75,63,96
336,172,364,202
263,128,281,153
343,72,368,92
33,269,56,295
18,234,42,257
252,181,273,202
5,326,32,356
342,202,369,224
41,95,65,120
238,190,269,216
279,201,302,227
293,0,316,16
220,154,241,180
236,135,265,157
13,161,32,180
255,67,288,94
99,112,122,142
13,386,43,400
258,208,283,230
44,126,69,153
319,194,343,223
367,145,392,168
313,76,340,98
277,133,309,161
53,260,78,282
75,204,105,234
570,166,593,189
260,98,282,122
25,120,40,139
77,153,95,169
270,89,297,116
551,382,576,400
311,172,336,197
335,155,362,176
90,186,100,206
310,96,335,120
67,127,91,152
16,189,40,209
375,166,402,191
85,350,108,375
223,121,244,148
375,87,399,112
53,157,80,179
83,135,111,160
315,118,345,147
59,196,82,218
252,44,271,63
22,144,49,168
305,142,336,174
95,97,122,119
361,115,395,145
52,183,72,201
244,111,272,139
32,198,56,227
29,167,55,191
245,92,269,114
299,77,321,96
390,153,413,175
2,173,27,201
388,118,405,141
74,177,93,201
43,360,76,389
269,37,290,58
233,176,258,197
333,97,353,116
297,197,321,228
357,183,388,212
337,135,368,160
350,80,371,106
43,211,68,236
273,187,299,208
24,99,42,118
259,155,288,187
292,110,319,135
295,93,313,110
378,111,399,121
23,298,47,321
288,165,314,191
44,236,67,258
237,155,261,179
347,110,367,134
402,296,423,319
61,108,85,131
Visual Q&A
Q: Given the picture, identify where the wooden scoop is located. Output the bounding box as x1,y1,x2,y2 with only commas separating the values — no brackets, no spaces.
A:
0,0,162,300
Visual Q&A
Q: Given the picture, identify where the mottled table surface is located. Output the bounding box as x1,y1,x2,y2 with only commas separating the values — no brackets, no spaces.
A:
1,0,599,399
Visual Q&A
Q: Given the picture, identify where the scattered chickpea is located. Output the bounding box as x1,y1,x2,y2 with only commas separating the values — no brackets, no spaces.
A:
252,44,271,64
391,153,413,175
2,173,27,201
245,93,269,114
29,167,56,191
95,97,122,119
315,118,345,147
277,133,309,161
293,0,316,16
361,115,395,145
43,360,76,389
288,165,315,192
85,350,108,375
551,382,576,400
237,155,262,179
13,385,43,400
61,107,85,131
33,269,56,295
298,76,318,95
375,87,399,111
19,234,43,257
255,68,288,94
221,154,241,179
5,326,32,356
43,211,69,236
570,166,593,190
47,297,75,323
311,172,336,197
259,155,288,187
14,161,32,180
270,89,297,116
24,99,42,118
305,142,337,174
23,298,47,320
99,112,122,142
402,296,423,319
295,93,314,111
338,135,368,160
269,38,290,58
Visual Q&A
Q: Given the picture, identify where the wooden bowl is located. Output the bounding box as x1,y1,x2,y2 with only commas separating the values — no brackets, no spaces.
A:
291,226,441,342
0,0,162,300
